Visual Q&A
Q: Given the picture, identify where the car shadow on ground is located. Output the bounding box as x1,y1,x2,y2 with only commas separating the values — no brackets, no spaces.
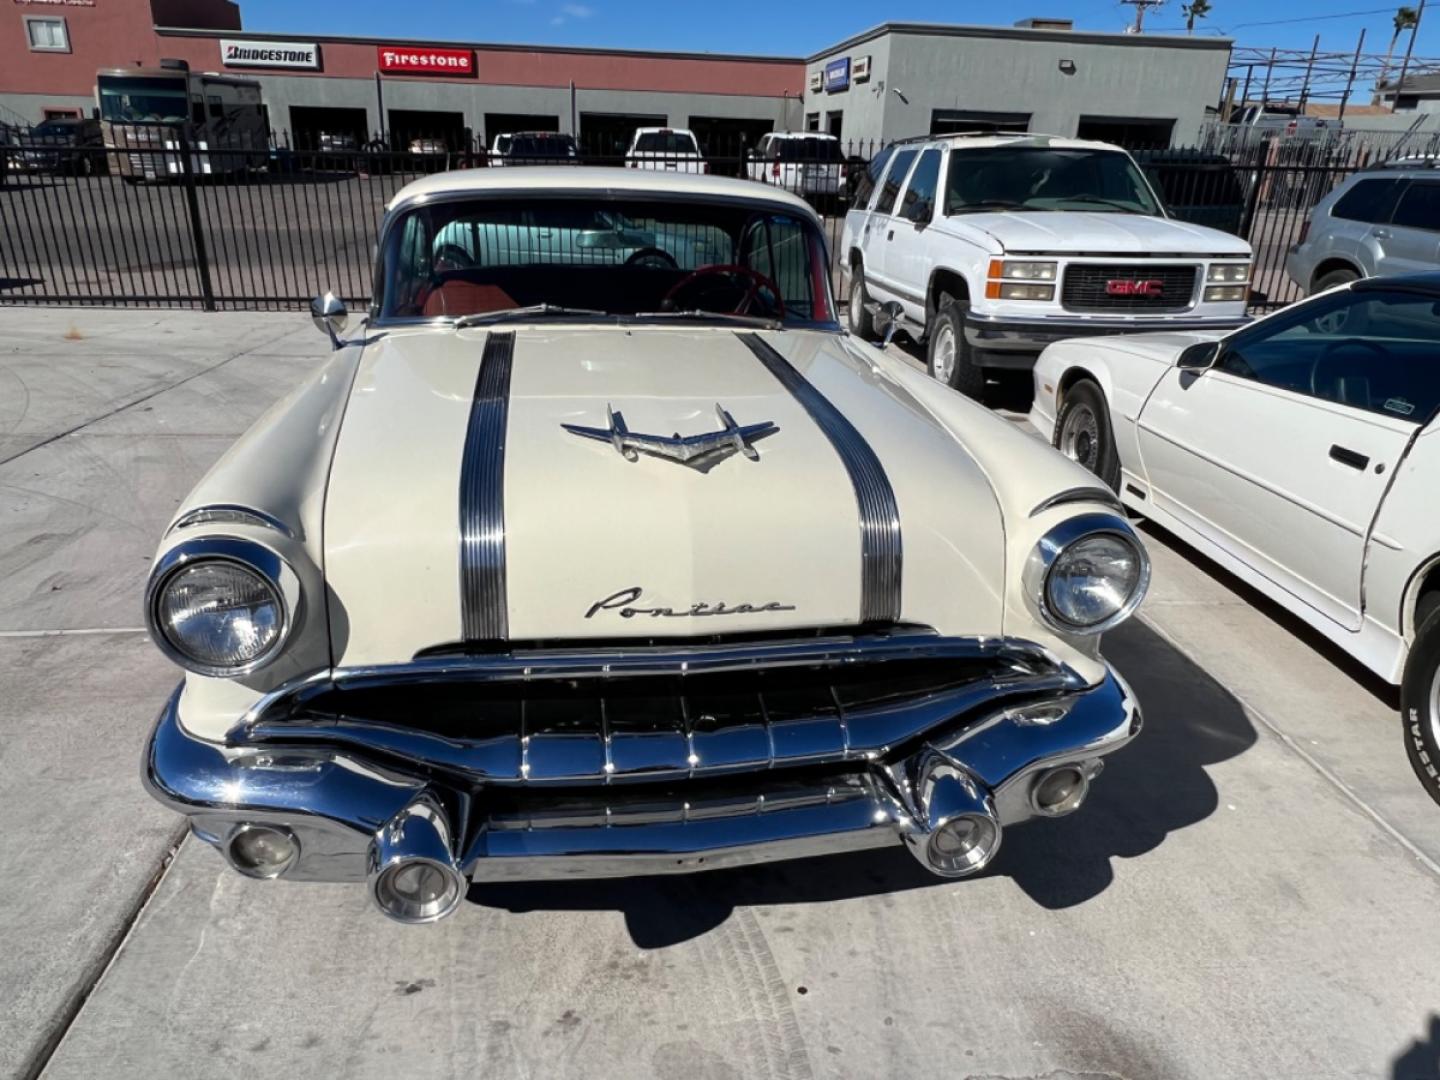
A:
1136,517,1400,709
467,618,1257,947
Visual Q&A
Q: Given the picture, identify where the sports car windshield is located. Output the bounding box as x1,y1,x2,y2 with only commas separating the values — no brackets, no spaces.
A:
378,197,834,325
945,147,1162,216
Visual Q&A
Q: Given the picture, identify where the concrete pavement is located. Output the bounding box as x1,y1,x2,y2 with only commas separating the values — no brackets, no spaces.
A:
2,309,1438,1080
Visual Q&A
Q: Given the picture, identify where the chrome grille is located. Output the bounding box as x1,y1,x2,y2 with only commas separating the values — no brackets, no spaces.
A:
1061,264,1197,313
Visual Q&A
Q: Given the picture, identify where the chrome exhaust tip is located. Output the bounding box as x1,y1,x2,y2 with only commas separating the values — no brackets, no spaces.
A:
1030,763,1091,818
902,754,1002,878
368,796,466,924
224,823,300,880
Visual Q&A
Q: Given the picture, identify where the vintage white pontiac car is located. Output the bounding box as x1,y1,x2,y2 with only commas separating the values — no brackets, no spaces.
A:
142,168,1149,923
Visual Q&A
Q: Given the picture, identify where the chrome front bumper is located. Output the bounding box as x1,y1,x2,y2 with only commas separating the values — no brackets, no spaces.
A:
964,310,1248,364
143,659,1141,918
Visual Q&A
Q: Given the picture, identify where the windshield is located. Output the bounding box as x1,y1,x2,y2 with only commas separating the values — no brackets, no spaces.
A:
378,196,833,326
634,132,698,154
945,147,1162,216
97,76,188,124
34,120,78,136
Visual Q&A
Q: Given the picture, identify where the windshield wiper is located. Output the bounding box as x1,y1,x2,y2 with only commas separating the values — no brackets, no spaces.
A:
949,200,1026,214
1059,195,1144,214
630,310,784,329
453,304,609,328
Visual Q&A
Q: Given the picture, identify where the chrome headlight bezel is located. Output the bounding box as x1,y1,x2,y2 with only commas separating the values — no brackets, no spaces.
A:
1022,513,1150,636
144,535,301,677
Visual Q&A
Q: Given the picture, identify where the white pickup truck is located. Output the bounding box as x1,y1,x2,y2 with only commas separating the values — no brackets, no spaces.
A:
840,133,1253,398
624,127,708,174
746,131,847,199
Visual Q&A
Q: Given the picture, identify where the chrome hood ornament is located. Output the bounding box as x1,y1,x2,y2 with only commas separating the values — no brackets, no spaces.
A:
562,404,778,468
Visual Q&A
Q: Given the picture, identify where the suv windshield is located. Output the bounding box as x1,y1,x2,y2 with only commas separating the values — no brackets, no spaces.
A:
945,147,1162,216
378,196,832,325
634,132,698,154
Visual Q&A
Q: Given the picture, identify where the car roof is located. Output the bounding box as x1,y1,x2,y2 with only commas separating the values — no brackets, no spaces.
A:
906,132,1129,153
387,166,819,218
768,131,839,140
1352,272,1440,298
633,127,696,135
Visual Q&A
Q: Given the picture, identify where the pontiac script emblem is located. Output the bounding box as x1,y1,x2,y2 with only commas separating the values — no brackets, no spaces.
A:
562,404,777,469
586,587,797,620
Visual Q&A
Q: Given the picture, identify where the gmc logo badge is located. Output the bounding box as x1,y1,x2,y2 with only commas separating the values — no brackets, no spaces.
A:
1105,279,1165,297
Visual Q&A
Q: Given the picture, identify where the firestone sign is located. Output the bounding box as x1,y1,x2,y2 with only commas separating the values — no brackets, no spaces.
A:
221,39,321,70
377,46,476,76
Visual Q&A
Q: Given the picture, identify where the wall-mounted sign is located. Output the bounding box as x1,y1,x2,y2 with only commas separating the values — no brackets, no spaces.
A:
852,55,871,82
377,46,476,76
221,39,320,70
824,57,850,93
808,70,823,93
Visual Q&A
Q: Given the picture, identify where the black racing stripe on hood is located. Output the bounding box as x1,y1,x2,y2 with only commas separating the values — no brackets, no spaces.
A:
737,333,902,623
460,331,515,642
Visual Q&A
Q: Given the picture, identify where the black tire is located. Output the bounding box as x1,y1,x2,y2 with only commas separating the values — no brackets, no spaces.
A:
1402,595,1440,807
1053,379,1121,491
1312,266,1359,295
926,294,984,400
847,263,875,340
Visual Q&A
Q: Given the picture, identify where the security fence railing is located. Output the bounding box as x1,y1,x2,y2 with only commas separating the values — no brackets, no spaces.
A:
0,127,1426,315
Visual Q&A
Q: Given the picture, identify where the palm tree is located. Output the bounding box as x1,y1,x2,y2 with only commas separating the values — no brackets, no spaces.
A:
1183,0,1212,34
1377,6,1420,103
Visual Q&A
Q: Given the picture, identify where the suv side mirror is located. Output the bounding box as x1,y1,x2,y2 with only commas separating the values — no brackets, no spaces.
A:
310,291,350,350
1177,341,1219,370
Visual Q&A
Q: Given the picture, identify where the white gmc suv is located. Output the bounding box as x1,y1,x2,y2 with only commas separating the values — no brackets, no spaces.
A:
840,133,1253,398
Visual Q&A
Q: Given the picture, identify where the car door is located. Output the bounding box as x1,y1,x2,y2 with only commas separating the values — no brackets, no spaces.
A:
1135,285,1440,631
1322,177,1405,281
1373,179,1440,278
886,146,943,311
860,146,919,302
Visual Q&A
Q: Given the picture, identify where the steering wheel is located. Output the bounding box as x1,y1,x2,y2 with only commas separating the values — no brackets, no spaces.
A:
661,264,786,318
1311,337,1387,399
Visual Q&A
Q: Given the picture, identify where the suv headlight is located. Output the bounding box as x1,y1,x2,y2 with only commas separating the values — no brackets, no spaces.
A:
145,537,299,676
1022,514,1150,635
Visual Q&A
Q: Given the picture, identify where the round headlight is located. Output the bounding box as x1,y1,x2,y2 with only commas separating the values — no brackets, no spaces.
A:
146,537,297,676
1024,514,1150,636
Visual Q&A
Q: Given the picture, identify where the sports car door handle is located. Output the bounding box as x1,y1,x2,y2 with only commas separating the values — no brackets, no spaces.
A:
1329,444,1369,470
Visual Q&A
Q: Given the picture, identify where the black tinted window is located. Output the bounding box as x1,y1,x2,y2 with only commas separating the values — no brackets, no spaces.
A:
874,148,917,216
1331,179,1403,224
1220,288,1440,420
853,145,892,207
898,148,942,223
634,132,697,154
1392,181,1440,231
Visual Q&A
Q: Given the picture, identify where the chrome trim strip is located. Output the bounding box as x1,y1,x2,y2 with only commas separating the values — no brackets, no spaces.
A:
169,504,295,539
1029,486,1127,518
460,331,516,642
738,333,903,623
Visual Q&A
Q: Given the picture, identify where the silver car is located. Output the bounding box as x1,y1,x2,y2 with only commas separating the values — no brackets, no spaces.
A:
1287,161,1440,294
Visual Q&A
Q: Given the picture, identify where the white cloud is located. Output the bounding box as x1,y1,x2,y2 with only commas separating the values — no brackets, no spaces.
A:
550,14,565,23
560,3,594,16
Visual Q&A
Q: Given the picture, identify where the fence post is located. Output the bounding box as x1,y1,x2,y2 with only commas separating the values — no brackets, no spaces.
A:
177,131,217,312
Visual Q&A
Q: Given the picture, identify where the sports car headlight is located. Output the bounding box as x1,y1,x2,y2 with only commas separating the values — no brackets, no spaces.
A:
1022,514,1150,635
145,537,298,676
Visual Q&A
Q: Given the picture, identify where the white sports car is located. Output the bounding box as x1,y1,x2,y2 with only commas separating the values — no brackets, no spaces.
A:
1030,275,1440,804
140,168,1149,924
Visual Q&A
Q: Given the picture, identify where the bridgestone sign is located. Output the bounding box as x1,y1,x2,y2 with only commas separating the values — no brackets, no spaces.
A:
221,39,321,70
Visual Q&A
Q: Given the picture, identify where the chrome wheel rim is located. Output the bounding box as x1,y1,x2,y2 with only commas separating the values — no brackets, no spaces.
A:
932,323,956,383
1060,404,1101,470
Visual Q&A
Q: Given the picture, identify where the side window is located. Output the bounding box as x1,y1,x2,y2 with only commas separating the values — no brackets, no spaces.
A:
1391,180,1440,232
190,100,205,127
852,145,893,209
1331,178,1403,224
898,148,942,223
1219,289,1440,420
873,148,918,217
207,94,223,120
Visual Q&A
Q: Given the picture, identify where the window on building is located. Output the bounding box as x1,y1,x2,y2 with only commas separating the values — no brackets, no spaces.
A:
42,107,82,120
1077,116,1176,148
826,112,842,139
931,109,1029,135
25,16,69,52
805,113,820,132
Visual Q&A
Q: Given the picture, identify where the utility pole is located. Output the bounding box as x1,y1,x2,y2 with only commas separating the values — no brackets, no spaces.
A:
1339,28,1367,123
1392,0,1428,112
1121,0,1164,33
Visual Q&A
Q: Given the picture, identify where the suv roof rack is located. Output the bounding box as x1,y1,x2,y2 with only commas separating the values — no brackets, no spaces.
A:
886,131,1078,147
1364,155,1440,171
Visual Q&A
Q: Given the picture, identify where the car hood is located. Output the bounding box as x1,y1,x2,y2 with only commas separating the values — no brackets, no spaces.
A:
950,211,1250,255
323,326,1006,665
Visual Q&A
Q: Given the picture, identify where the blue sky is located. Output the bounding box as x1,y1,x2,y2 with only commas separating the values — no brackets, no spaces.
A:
237,0,1439,66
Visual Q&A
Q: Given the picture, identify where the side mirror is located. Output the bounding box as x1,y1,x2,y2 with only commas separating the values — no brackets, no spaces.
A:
912,201,933,226
310,291,349,350
1177,340,1219,370
877,300,904,347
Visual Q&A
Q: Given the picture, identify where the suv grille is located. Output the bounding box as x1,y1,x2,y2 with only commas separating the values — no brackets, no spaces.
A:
1061,264,1197,313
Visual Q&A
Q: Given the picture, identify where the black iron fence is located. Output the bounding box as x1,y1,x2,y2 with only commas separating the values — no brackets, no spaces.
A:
0,127,1428,314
